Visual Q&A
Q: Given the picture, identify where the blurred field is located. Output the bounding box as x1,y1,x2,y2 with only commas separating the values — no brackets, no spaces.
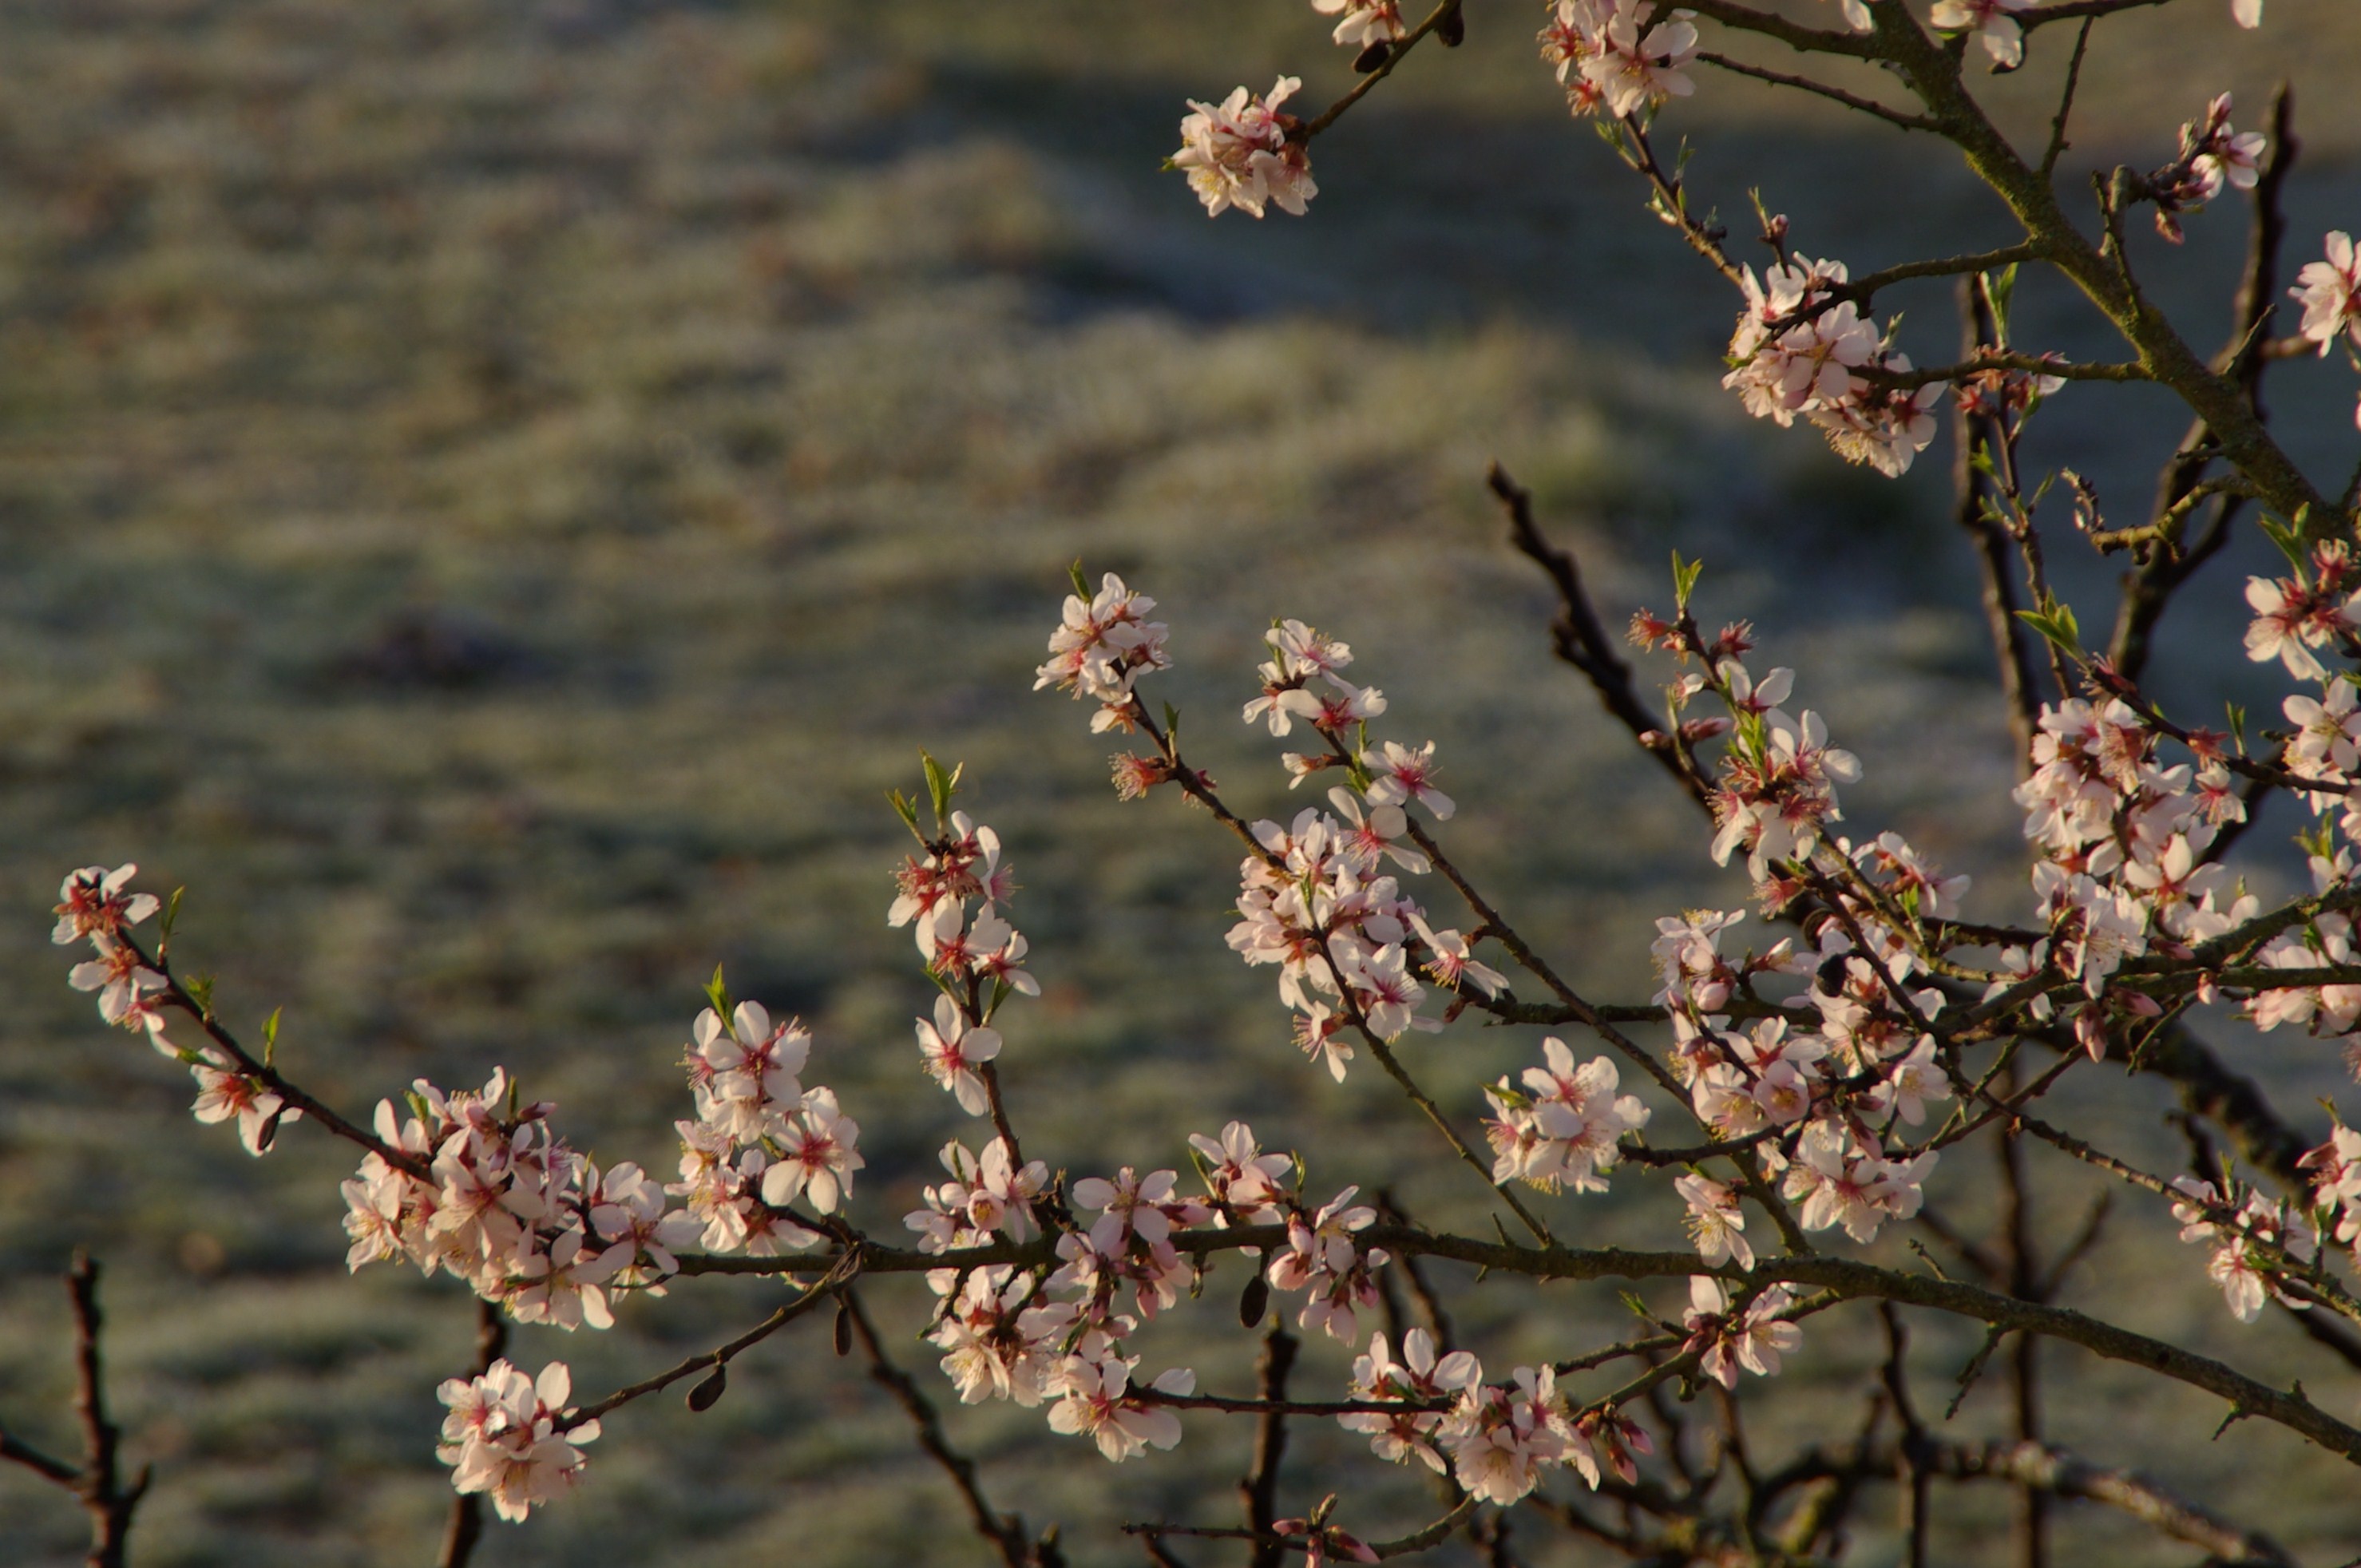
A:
2,1,2359,1563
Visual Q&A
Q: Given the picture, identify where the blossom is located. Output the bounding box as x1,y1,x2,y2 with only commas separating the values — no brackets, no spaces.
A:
438,1359,598,1521
1189,1121,1294,1222
1929,0,2030,68
1173,79,1317,220
1362,739,1456,820
1410,913,1507,998
1781,1120,1931,1242
68,941,165,1027
53,864,161,947
1312,0,1405,49
1267,1187,1388,1342
1447,1366,1572,1504
1341,1328,1480,1473
1072,1167,1199,1257
505,1228,628,1332
1036,572,1171,724
189,1063,298,1155
1488,1039,1651,1193
1577,0,1698,119
1684,1277,1803,1388
759,1087,865,1214
889,813,1014,928
916,995,1003,1115
2294,232,2361,354
687,1001,808,1145
1674,1173,1753,1269
1870,1036,1952,1126
2170,1177,2315,1322
1721,255,1943,474
1045,1355,1192,1461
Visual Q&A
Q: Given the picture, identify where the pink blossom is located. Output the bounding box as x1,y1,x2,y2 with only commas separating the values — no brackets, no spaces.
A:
1172,80,1317,220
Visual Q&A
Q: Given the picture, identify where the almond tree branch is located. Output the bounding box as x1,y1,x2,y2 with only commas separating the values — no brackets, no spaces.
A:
846,1286,1048,1568
1293,0,1464,142
2111,86,2298,679
1694,50,1938,132
118,932,427,1179
681,1226,2361,1465
67,1253,147,1568
1238,1324,1297,1568
564,1255,854,1429
1489,462,1710,808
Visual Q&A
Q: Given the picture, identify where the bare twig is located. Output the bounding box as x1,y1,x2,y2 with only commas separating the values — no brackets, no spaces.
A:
1239,1324,1297,1568
846,1286,1044,1568
1490,462,1709,807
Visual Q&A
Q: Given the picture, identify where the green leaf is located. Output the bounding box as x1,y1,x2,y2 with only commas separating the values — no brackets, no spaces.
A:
1068,559,1092,599
1985,263,2019,346
2014,596,2083,659
1163,702,1181,742
186,973,216,1019
262,1007,282,1067
2225,702,2248,749
2256,513,2308,576
887,788,923,840
704,963,732,1019
920,751,963,830
1670,550,1705,612
159,887,185,948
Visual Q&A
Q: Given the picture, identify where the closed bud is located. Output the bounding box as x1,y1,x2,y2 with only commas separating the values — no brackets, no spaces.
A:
687,1365,728,1412
1238,1272,1271,1328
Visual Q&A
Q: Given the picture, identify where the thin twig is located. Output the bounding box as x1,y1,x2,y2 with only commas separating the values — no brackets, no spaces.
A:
846,1286,1041,1567
1239,1324,1297,1568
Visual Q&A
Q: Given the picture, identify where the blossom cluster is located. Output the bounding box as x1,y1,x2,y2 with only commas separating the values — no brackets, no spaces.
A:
1172,77,1317,220
2145,93,2266,242
1484,1039,1651,1194
437,1360,599,1523
1537,0,1699,120
2169,1175,2318,1322
1722,251,1944,477
1343,1325,1696,1503
907,1116,1389,1464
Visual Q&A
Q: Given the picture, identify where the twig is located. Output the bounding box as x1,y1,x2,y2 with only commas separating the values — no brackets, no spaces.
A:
1694,51,1937,131
1490,462,1709,807
1293,0,1463,142
1880,1305,1932,1568
1239,1325,1297,1568
2038,18,2095,180
2111,87,2299,679
565,1256,854,1428
1954,277,2042,767
846,1285,1041,1567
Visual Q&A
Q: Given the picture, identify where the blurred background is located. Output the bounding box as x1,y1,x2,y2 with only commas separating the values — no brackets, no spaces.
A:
3,1,2359,1562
